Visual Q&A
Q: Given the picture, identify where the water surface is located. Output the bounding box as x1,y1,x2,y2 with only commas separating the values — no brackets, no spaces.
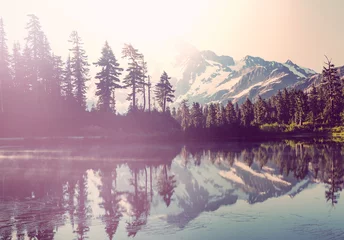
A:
0,141,343,240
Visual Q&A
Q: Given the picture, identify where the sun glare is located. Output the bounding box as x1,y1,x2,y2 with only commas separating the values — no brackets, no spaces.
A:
60,0,209,43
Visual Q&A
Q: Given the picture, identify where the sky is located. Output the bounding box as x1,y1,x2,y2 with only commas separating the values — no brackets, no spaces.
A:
1,0,344,109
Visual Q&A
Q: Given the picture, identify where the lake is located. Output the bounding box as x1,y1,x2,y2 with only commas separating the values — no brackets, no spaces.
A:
0,140,344,240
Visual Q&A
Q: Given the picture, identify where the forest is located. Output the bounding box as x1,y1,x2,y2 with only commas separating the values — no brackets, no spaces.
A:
0,15,343,139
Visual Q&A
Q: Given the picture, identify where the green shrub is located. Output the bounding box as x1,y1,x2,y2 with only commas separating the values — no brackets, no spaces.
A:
260,123,286,133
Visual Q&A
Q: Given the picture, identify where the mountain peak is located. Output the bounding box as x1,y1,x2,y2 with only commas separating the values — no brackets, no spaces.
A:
241,55,266,67
285,59,295,65
201,50,235,66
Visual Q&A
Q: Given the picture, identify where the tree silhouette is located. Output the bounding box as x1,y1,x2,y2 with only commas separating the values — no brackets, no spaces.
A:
94,42,123,113
157,164,177,207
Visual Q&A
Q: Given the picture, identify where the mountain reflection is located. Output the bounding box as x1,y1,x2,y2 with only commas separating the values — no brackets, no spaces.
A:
0,141,344,239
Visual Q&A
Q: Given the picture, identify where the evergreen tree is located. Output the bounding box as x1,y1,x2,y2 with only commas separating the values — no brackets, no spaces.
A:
241,98,254,127
147,76,152,113
282,88,291,123
122,44,143,111
11,43,24,90
38,34,53,96
254,96,268,125
139,56,147,111
318,87,326,122
206,103,216,128
203,105,208,128
294,90,308,125
178,100,190,131
225,101,236,125
69,31,90,111
154,71,175,113
308,84,318,126
190,102,203,128
22,44,34,93
25,14,50,97
235,102,241,125
275,90,284,124
321,57,342,125
62,54,74,101
0,18,10,113
94,41,123,113
288,89,297,123
49,55,64,103
215,103,224,127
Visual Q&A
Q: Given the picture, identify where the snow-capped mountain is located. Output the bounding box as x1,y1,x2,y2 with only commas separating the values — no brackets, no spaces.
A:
168,42,318,105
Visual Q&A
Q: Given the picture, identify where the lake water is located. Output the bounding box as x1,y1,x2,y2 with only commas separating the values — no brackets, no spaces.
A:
0,140,344,240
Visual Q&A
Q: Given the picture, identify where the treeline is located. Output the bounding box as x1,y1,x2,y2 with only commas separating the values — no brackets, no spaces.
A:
0,15,342,138
173,57,343,138
0,15,177,136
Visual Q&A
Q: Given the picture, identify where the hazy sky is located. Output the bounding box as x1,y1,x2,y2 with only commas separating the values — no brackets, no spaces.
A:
1,0,344,73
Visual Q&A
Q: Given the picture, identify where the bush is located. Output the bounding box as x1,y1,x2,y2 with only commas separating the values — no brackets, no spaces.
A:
260,123,286,133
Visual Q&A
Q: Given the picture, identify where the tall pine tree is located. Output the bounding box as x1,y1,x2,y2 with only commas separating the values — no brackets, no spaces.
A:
241,98,254,127
321,57,342,125
94,42,123,113
69,31,90,111
122,44,143,112
254,96,268,125
154,71,175,113
0,18,10,113
308,84,318,126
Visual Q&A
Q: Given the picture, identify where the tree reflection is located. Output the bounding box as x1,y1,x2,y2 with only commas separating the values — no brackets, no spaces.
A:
324,146,344,206
99,167,122,240
126,164,150,237
2,141,344,239
293,143,310,180
74,173,91,240
157,163,177,207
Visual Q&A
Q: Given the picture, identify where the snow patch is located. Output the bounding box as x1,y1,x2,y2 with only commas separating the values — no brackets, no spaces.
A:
234,161,291,186
219,170,245,185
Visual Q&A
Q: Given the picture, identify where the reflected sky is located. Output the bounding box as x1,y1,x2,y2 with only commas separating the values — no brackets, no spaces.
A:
0,141,344,239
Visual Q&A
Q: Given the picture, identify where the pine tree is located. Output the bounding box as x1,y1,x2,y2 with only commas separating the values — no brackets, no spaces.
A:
69,31,90,111
11,43,23,89
147,76,152,113
321,57,342,125
94,42,123,113
190,102,203,128
38,34,53,96
282,88,291,123
295,90,308,126
154,71,175,113
288,89,297,123
178,100,190,130
254,96,268,125
241,98,254,127
215,103,224,127
308,84,318,126
235,102,241,125
62,55,74,100
225,101,236,125
0,18,10,113
22,44,34,93
25,14,44,94
203,105,208,128
206,103,216,128
122,44,143,112
139,55,147,111
318,87,326,123
275,90,284,124
49,55,64,101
